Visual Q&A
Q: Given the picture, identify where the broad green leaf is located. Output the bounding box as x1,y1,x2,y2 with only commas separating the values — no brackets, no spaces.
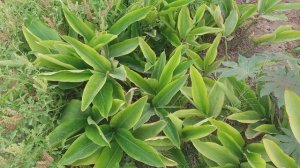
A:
224,9,238,36
271,3,300,11
125,67,156,94
109,7,152,35
82,72,107,111
189,26,223,36
94,143,123,168
238,4,257,25
245,151,266,168
158,46,183,89
204,33,222,66
85,118,110,147
153,75,188,107
133,120,167,140
24,17,60,40
62,4,94,40
177,6,193,39
36,54,77,70
115,129,164,167
161,26,181,47
210,119,244,147
139,38,156,64
59,134,100,165
93,82,113,119
217,131,243,157
194,4,206,23
88,33,117,50
109,65,127,81
63,36,112,72
162,116,181,148
208,82,225,117
71,149,101,166
192,140,240,165
22,26,50,54
173,109,205,118
257,0,281,14
275,30,300,43
182,125,216,141
190,66,209,114
160,0,194,15
110,96,148,129
160,155,178,167
60,100,90,122
254,124,278,134
48,120,87,147
227,111,261,123
284,90,300,143
109,37,139,57
39,70,92,82
263,139,297,168
145,136,174,149
167,148,189,168
152,52,166,80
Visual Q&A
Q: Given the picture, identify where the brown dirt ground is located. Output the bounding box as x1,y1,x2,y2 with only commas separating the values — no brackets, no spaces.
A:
227,0,300,58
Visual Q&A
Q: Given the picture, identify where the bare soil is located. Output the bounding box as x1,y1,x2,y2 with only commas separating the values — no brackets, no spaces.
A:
228,0,300,58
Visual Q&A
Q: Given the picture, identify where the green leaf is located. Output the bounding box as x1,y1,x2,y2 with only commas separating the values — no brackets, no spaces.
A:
210,119,244,148
36,54,77,70
208,81,225,117
85,118,110,147
224,9,238,36
190,66,209,114
238,4,257,26
109,7,152,35
94,143,123,168
93,82,113,119
153,75,187,107
125,67,156,94
82,72,107,111
48,120,87,147
62,4,94,40
204,33,222,66
245,151,266,168
160,0,194,15
110,96,148,129
22,26,50,54
133,120,167,140
189,26,223,36
177,6,193,39
161,26,181,47
263,138,297,168
284,90,300,144
271,3,300,11
109,37,139,57
227,111,261,123
163,117,181,148
182,125,216,141
39,70,92,82
194,4,206,23
71,149,101,166
59,134,100,165
139,37,156,64
63,36,112,72
115,129,164,167
192,140,240,165
158,46,183,89
88,33,117,50
217,131,243,157
24,17,60,40
152,52,166,80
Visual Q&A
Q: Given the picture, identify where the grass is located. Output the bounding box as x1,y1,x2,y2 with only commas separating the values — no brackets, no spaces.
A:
0,0,66,167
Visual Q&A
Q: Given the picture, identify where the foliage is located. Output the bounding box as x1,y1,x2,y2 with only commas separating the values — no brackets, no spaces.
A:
15,0,300,167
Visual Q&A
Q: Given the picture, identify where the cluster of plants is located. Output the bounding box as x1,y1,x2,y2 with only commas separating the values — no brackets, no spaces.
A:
22,0,300,167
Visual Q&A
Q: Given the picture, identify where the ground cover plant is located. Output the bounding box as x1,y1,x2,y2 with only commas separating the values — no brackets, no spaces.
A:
1,0,300,167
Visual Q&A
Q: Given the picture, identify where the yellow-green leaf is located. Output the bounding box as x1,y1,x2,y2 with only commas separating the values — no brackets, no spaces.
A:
139,37,156,64
204,33,222,66
81,72,107,111
94,143,123,168
284,90,300,144
263,138,297,168
109,37,139,57
39,70,92,82
110,96,148,129
177,6,193,39
182,125,216,141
